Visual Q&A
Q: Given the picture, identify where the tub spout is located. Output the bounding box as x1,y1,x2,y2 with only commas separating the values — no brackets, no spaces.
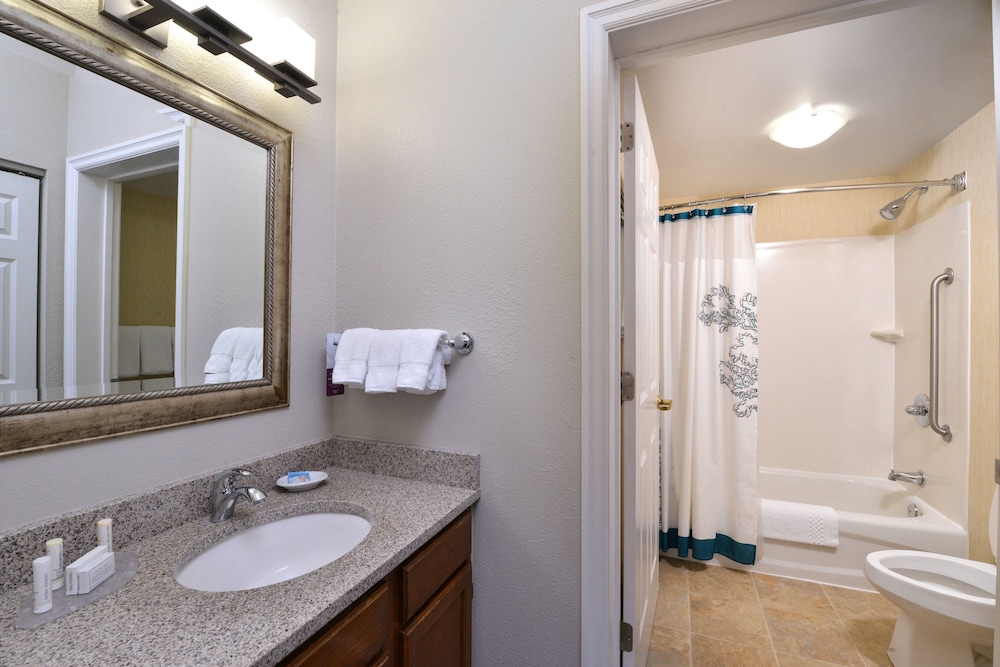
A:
888,469,925,487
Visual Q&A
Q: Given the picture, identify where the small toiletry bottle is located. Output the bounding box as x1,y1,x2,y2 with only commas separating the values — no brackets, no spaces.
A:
46,538,64,590
97,518,113,552
32,556,52,614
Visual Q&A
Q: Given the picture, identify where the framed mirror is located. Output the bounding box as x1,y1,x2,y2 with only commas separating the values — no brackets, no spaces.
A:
0,0,290,454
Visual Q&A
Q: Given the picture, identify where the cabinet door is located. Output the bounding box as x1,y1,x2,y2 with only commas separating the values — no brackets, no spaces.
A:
400,512,472,622
281,580,393,667
400,563,472,667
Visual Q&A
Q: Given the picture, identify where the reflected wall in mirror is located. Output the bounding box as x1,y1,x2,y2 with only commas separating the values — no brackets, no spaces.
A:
0,0,290,454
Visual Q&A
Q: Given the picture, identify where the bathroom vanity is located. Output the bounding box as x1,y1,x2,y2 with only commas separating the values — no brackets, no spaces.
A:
281,510,472,666
0,438,480,667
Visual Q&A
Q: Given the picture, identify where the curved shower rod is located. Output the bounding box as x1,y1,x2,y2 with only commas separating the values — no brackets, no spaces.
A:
659,171,966,212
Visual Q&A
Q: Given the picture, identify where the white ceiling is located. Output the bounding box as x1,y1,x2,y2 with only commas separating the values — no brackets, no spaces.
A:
619,0,994,201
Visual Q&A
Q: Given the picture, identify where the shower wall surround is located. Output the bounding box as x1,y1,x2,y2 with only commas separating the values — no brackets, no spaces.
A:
693,103,995,560
756,204,971,527
756,236,895,477
892,202,971,525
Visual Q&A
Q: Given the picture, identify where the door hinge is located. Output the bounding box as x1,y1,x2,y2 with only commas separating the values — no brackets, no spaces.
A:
621,621,634,652
621,371,635,403
621,122,634,152
995,458,1000,485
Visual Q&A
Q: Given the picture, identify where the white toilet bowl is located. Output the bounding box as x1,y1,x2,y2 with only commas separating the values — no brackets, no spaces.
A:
864,549,996,667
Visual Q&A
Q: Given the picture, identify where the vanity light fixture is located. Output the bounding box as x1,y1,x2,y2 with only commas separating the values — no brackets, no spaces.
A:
768,104,846,148
99,0,320,103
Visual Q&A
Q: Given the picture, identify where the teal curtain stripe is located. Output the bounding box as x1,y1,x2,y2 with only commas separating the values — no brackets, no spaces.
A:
660,528,756,565
659,204,754,223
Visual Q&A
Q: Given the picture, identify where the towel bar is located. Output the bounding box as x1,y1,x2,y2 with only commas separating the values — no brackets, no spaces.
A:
329,331,474,356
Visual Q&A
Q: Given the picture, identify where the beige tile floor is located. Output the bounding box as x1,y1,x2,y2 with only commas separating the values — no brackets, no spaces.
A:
649,557,899,667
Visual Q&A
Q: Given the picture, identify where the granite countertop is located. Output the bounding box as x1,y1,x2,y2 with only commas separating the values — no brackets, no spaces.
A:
0,467,479,667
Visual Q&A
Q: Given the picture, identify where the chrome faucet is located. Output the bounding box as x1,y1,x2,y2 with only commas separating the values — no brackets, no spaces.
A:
209,468,267,523
888,469,926,487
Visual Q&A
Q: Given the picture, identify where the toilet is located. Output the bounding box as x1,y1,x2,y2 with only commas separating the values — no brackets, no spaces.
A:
864,490,998,667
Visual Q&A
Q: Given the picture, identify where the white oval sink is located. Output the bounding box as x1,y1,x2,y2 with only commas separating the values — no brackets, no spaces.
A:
175,512,372,592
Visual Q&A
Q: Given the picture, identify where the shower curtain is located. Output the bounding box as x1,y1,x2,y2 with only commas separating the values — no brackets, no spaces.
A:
659,205,759,565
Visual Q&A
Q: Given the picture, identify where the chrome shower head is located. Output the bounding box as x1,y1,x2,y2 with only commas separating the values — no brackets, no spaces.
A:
879,186,928,221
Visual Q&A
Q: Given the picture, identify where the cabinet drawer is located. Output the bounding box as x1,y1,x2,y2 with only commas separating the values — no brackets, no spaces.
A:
280,580,393,667
400,510,471,622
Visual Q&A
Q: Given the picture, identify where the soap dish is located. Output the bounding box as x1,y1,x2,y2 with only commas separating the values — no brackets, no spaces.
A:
276,471,328,492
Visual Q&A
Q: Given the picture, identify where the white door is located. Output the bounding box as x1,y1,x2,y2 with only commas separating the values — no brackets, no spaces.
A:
0,170,39,399
621,73,661,667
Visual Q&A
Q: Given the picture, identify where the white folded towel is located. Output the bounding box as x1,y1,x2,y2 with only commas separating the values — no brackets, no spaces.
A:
228,328,263,381
332,328,377,387
365,330,406,393
760,499,839,547
204,328,240,376
117,326,141,379
405,342,453,394
139,326,174,376
204,327,263,384
397,329,448,392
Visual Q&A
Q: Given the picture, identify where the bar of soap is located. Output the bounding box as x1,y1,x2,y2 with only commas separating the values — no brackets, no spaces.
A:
287,471,311,484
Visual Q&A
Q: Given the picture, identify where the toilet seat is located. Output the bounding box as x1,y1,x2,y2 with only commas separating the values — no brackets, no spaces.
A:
865,550,996,631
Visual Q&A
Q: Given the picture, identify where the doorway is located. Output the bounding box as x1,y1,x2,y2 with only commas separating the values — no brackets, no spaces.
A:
580,1,1000,665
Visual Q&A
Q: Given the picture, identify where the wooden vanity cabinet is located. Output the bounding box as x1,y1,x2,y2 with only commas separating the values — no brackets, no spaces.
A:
279,510,472,667
280,580,394,667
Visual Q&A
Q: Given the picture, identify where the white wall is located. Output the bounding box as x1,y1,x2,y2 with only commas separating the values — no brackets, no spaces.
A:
183,121,266,382
893,202,971,525
334,1,587,664
757,236,896,476
0,38,70,389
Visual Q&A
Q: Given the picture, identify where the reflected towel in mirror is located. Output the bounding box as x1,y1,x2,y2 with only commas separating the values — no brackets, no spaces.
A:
204,327,263,384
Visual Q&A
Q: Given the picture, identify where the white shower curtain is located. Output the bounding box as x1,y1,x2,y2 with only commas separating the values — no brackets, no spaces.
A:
659,205,759,565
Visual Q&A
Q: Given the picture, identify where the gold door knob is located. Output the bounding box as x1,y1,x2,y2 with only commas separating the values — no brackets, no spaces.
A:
657,397,672,411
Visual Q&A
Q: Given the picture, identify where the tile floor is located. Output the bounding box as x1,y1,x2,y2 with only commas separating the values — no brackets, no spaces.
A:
649,557,899,667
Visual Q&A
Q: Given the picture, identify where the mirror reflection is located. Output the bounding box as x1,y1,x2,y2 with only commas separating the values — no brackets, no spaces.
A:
0,31,266,407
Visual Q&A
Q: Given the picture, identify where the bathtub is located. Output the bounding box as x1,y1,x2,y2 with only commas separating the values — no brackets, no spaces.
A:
752,467,967,590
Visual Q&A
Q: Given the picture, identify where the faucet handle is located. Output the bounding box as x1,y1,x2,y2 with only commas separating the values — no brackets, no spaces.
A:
211,468,253,495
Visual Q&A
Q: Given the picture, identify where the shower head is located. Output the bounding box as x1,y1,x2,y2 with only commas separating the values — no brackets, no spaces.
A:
879,186,928,221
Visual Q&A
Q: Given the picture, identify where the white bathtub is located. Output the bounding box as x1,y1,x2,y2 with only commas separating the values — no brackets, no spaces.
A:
753,467,967,590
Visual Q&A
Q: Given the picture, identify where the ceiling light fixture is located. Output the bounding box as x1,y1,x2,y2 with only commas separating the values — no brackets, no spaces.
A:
768,105,846,149
99,0,320,103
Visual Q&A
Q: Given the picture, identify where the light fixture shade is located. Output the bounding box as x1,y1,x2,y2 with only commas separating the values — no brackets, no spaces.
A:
251,17,316,80
769,106,846,149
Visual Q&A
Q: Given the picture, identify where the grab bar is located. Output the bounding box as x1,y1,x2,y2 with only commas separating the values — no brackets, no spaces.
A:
929,268,953,442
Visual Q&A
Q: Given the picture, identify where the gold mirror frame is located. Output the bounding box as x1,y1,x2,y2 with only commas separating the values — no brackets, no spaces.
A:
0,0,290,454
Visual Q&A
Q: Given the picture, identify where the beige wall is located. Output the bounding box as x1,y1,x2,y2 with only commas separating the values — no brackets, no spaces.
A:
334,1,589,663
667,104,998,561
118,188,177,327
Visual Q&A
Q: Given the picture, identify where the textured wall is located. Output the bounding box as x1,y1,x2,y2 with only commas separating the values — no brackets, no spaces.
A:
334,1,588,664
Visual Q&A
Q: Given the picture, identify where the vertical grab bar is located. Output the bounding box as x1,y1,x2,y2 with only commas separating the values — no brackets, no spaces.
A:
929,268,954,442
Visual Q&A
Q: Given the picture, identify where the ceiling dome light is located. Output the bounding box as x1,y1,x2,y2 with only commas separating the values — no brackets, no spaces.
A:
769,105,847,149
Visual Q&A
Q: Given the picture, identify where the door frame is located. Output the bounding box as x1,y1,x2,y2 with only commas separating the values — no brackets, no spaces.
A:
64,125,189,392
578,1,996,664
